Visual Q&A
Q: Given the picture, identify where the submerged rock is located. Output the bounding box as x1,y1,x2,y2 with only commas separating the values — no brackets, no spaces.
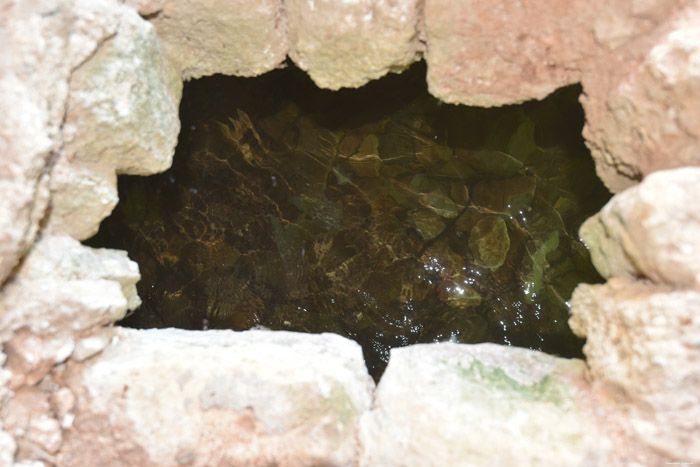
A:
468,216,510,271
90,66,609,377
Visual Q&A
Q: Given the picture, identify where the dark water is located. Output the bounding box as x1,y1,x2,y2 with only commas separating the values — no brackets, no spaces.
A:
87,62,610,379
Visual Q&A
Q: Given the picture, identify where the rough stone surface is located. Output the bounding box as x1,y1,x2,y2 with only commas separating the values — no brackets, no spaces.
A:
58,328,374,466
4,330,74,390
0,234,139,340
150,0,288,80
0,0,122,285
2,386,62,463
423,0,597,106
581,1,698,192
1,0,700,465
0,426,16,466
360,343,606,466
580,167,700,288
570,279,700,462
124,0,167,16
48,4,181,240
286,0,422,89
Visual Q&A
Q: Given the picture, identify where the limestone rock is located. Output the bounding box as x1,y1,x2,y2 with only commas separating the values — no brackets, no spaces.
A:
0,0,123,285
3,387,62,462
570,279,700,461
59,328,374,466
0,426,16,467
49,5,181,240
0,77,51,288
4,330,74,390
580,167,700,288
582,1,700,192
0,235,139,340
286,0,422,89
359,343,606,466
150,0,288,80
125,0,167,16
424,0,597,106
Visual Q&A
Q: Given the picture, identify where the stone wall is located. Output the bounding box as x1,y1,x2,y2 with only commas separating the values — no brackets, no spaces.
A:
1,0,699,465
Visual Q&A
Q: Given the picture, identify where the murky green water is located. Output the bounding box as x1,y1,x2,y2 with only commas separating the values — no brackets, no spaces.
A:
87,63,610,379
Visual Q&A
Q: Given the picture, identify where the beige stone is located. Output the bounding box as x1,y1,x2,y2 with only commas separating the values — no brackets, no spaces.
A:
0,0,122,285
150,0,288,80
360,343,607,466
125,0,167,16
0,235,139,340
424,0,597,106
582,1,699,192
286,0,422,89
570,279,700,461
581,167,700,289
0,426,16,466
3,387,61,463
58,328,374,466
49,4,181,240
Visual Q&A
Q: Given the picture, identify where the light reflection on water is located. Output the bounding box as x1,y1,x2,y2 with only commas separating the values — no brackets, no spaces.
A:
87,62,610,380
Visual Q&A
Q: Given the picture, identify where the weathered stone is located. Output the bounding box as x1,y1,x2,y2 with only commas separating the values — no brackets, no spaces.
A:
151,0,288,80
3,387,61,462
570,279,700,461
582,1,699,192
49,388,76,426
0,426,16,467
0,0,123,285
581,167,700,288
0,235,139,339
286,0,422,89
72,331,114,363
49,5,181,240
424,0,597,106
124,0,166,16
4,330,74,390
59,328,373,466
360,343,606,466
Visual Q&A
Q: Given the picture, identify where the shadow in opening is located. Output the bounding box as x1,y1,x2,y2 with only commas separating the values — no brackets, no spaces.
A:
87,61,610,380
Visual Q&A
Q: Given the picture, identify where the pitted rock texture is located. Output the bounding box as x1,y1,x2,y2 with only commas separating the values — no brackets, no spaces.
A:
423,0,597,106
48,4,181,240
0,234,139,341
286,0,422,89
0,0,122,285
570,279,700,462
580,167,700,288
149,0,288,80
58,328,373,467
1,0,700,465
581,0,699,192
570,167,700,462
359,343,607,466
